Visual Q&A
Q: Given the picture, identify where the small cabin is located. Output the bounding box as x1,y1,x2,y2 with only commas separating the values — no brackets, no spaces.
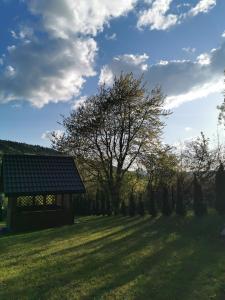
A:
0,154,85,232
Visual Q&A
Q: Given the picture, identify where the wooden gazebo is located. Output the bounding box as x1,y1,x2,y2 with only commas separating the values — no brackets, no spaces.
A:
0,154,85,232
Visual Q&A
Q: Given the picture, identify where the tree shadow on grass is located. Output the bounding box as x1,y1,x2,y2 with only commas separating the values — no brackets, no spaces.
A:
0,217,152,270
0,214,225,299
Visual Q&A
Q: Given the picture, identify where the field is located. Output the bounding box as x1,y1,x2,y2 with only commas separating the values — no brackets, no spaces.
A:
0,213,225,299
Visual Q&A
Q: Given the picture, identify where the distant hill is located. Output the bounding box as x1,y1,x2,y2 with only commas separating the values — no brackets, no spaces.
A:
0,139,60,156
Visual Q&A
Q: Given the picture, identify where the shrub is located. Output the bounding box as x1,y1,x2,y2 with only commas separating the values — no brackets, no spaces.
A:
193,174,207,216
148,189,158,218
100,191,106,216
106,197,112,216
120,200,127,216
91,199,97,215
215,163,225,214
148,187,157,218
129,193,136,217
161,186,172,216
176,177,186,216
171,186,175,211
137,196,145,216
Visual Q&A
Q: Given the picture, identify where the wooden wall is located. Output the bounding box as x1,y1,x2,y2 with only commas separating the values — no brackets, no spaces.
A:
7,194,74,232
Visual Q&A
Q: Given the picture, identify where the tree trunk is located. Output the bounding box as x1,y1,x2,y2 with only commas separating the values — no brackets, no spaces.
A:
109,181,122,215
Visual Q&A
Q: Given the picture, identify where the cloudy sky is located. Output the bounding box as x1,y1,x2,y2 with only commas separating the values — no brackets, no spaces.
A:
0,0,225,147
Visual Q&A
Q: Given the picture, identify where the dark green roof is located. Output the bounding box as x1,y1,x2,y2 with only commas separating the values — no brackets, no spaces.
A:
1,154,85,197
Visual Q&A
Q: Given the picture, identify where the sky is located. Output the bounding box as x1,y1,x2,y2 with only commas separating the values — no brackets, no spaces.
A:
0,0,225,147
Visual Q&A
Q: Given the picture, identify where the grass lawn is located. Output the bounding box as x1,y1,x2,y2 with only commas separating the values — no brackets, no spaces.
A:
0,221,6,228
0,213,225,300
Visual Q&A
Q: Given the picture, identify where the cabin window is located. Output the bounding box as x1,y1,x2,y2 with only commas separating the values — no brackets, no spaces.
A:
17,196,33,207
16,194,62,211
46,195,56,206
35,195,44,206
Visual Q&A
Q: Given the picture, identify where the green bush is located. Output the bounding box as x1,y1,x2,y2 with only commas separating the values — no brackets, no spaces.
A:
137,196,145,216
148,188,157,218
193,175,207,216
215,163,225,214
128,193,136,217
161,186,172,216
120,200,127,216
176,178,186,216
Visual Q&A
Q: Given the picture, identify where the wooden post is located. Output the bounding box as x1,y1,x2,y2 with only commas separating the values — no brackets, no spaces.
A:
43,195,47,208
7,197,17,231
71,194,75,223
32,196,35,207
61,194,64,208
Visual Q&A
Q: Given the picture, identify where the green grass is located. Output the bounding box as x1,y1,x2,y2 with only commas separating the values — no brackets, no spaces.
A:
0,213,225,299
0,221,5,228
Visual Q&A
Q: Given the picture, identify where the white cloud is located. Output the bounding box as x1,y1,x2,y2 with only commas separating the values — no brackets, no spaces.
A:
42,129,63,140
105,33,117,40
196,53,211,65
185,127,192,132
188,0,216,17
0,0,219,107
137,0,217,31
177,3,191,9
11,26,33,40
137,0,178,31
7,45,16,52
0,0,138,107
99,65,114,86
0,36,97,108
114,53,149,70
158,60,169,65
72,96,87,110
165,78,223,109
99,53,149,85
222,31,225,38
99,41,225,109
28,0,137,38
182,47,196,54
5,65,15,77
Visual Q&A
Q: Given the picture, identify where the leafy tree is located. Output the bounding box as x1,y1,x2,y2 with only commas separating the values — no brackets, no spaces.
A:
193,174,207,216
74,194,85,216
176,177,186,216
149,191,157,218
87,198,91,215
183,132,214,182
92,199,97,215
218,70,225,125
141,143,177,191
51,73,168,213
120,200,127,216
95,189,101,215
96,199,101,215
100,190,106,216
106,197,112,216
215,163,225,214
161,186,172,216
137,196,145,216
0,196,3,221
129,192,136,217
171,185,175,211
146,182,157,217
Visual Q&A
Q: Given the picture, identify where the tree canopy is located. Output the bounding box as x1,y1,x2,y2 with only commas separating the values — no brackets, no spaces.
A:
51,73,169,211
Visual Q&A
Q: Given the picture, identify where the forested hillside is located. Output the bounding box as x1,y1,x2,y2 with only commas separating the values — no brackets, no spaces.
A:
0,139,59,156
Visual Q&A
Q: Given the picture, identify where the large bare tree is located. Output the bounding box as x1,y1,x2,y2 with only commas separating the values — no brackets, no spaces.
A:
51,73,169,212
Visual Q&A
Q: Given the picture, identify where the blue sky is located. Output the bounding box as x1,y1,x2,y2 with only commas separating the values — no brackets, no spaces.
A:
0,0,225,147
